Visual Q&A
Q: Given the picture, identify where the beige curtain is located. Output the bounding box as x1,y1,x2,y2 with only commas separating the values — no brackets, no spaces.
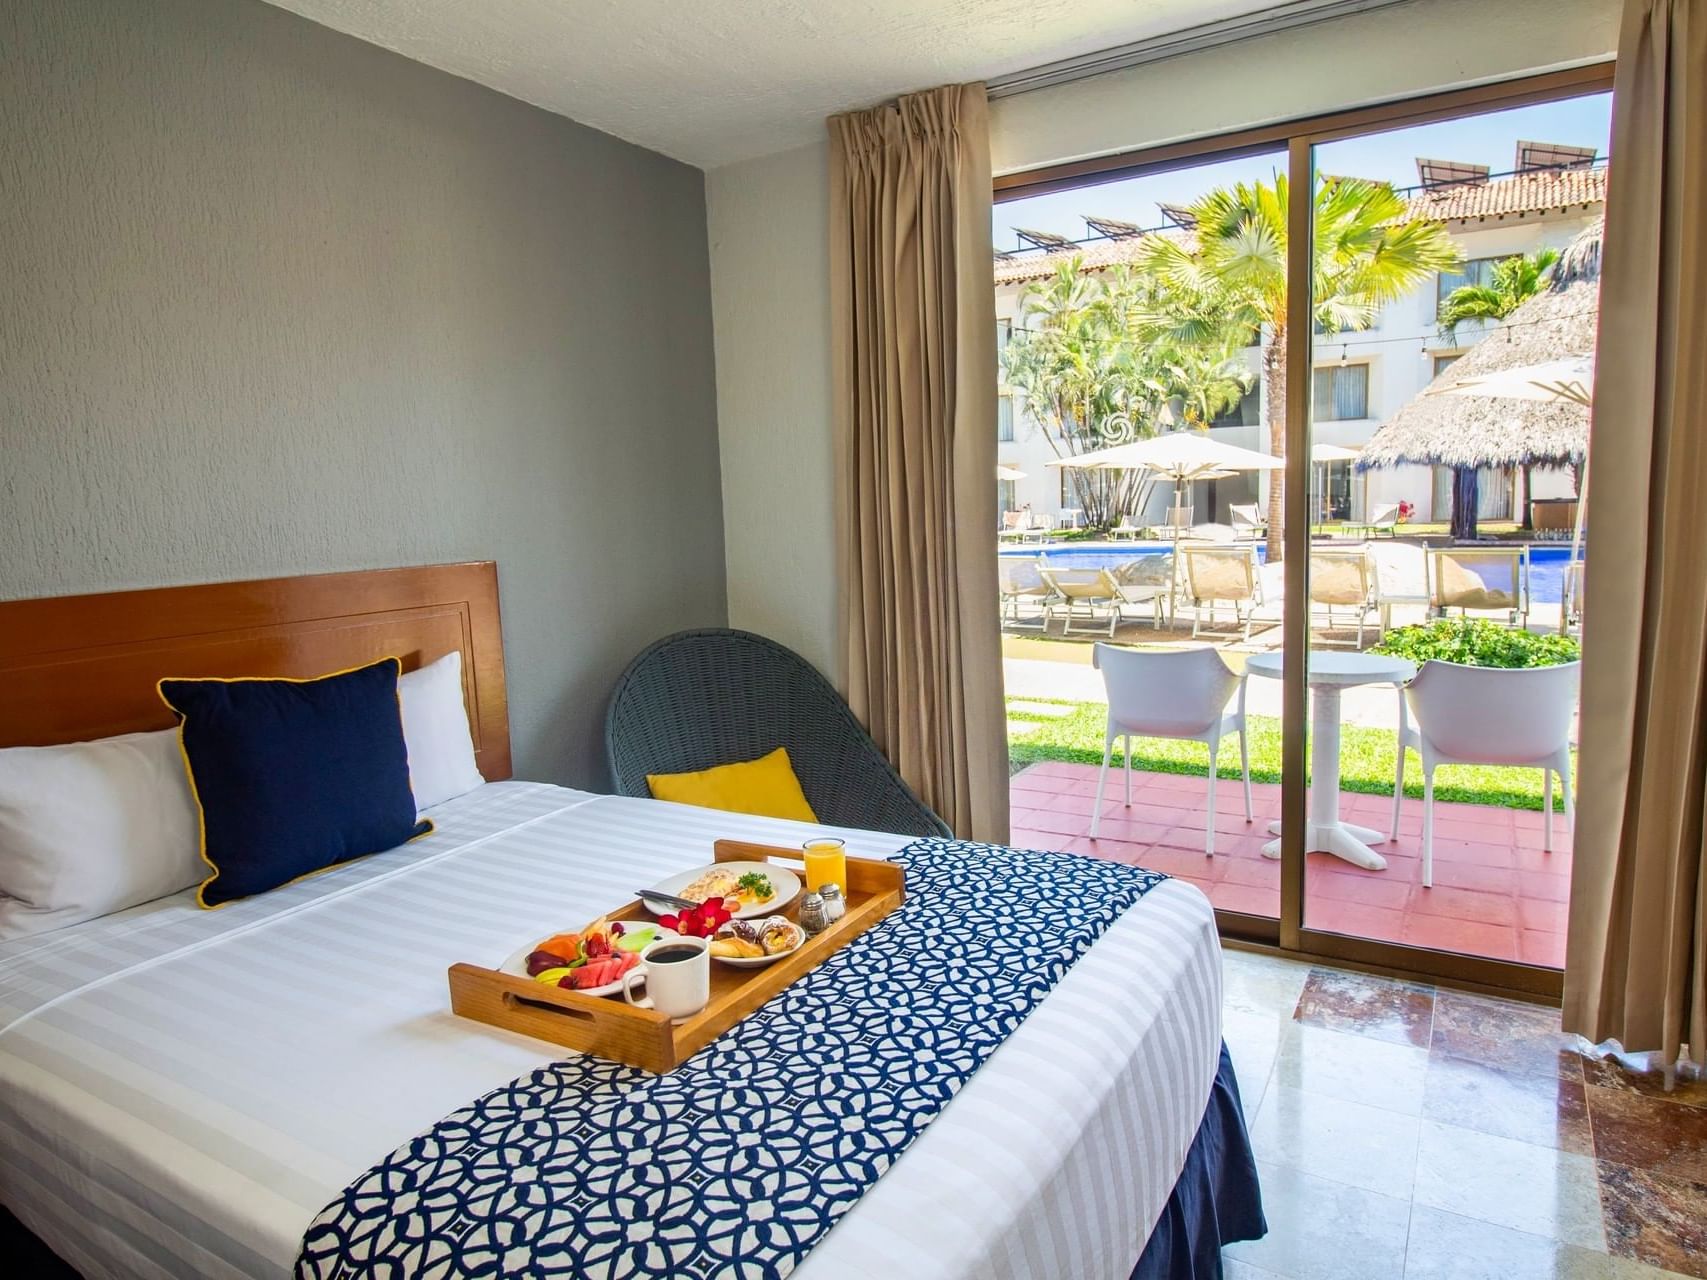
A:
828,84,1008,842
1564,0,1707,1067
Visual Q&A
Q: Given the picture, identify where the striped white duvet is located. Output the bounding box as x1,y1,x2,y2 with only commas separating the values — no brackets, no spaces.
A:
0,781,1222,1280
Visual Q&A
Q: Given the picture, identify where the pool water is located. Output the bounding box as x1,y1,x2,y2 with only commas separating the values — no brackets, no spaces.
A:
999,543,1581,606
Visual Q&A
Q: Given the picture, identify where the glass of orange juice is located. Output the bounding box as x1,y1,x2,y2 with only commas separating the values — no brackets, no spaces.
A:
802,838,847,893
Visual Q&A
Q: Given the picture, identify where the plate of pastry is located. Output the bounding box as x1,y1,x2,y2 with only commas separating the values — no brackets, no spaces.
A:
641,861,801,920
708,916,807,967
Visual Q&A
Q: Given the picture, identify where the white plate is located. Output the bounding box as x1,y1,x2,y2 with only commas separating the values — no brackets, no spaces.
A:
710,928,807,968
499,922,675,997
641,861,801,920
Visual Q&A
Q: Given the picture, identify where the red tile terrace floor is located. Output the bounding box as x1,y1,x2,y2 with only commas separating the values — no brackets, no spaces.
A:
1011,762,1571,968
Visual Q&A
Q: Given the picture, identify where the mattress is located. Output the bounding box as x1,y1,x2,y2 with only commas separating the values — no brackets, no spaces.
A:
0,781,1222,1280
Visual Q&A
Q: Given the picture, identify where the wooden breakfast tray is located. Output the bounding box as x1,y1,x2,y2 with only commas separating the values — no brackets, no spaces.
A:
448,839,905,1073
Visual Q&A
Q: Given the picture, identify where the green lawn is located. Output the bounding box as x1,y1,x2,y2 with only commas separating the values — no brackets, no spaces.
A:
1007,696,1571,812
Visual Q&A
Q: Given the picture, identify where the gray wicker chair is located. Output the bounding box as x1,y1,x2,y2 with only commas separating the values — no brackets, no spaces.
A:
605,629,952,838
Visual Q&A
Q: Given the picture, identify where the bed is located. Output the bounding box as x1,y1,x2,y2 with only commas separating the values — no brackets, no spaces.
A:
0,563,1236,1280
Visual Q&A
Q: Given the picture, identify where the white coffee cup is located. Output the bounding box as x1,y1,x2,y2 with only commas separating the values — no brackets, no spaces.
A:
622,935,710,1020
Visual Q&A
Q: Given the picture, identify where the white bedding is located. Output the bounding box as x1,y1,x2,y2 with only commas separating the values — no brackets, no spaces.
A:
0,781,1222,1280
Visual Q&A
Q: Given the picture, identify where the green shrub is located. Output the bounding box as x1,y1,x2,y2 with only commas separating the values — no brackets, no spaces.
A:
1370,618,1580,668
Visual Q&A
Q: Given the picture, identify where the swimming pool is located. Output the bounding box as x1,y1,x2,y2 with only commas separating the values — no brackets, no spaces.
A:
999,542,1582,606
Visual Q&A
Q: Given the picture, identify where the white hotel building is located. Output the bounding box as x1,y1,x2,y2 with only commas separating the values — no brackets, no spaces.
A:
994,152,1605,529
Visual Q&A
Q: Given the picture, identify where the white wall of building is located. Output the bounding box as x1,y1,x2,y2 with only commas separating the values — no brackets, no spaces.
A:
707,0,1619,678
996,205,1598,528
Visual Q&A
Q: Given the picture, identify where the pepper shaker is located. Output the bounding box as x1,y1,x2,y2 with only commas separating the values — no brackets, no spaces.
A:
797,891,829,935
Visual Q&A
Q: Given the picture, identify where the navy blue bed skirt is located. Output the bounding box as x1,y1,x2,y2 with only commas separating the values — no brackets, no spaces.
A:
1130,1042,1266,1280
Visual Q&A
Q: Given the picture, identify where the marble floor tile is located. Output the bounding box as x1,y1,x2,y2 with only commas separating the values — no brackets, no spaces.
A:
1224,1007,1285,1118
1587,1085,1707,1183
1223,1160,1412,1280
1430,988,1578,1078
1403,1205,1687,1279
1422,1053,1594,1154
1597,1161,1707,1279
1293,967,1435,1048
1414,1120,1605,1250
1270,1022,1431,1117
1221,946,1313,1017
1249,1084,1422,1198
1580,1057,1707,1109
1225,1259,1294,1280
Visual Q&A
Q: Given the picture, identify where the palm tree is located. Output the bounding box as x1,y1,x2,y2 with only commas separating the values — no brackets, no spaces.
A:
1436,247,1560,530
1001,258,1251,527
1137,175,1461,559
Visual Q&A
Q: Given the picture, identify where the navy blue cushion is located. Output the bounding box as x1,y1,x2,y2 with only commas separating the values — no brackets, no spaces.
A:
159,658,431,907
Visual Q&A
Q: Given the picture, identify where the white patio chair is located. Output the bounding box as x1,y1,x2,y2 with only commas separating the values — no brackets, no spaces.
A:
1180,543,1262,642
998,556,1051,628
1428,546,1531,627
1039,565,1125,636
1392,659,1579,887
1089,644,1252,855
998,511,1029,543
1109,514,1143,541
1309,547,1381,648
1229,503,1267,539
1165,503,1195,536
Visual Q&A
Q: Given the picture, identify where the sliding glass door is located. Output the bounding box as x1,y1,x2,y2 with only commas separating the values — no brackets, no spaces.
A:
994,64,1610,996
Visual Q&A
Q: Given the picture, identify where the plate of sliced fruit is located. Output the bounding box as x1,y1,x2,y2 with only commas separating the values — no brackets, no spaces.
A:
500,918,675,998
641,861,801,920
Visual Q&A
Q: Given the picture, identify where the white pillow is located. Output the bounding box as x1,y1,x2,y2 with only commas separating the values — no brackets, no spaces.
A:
398,651,485,812
0,729,203,941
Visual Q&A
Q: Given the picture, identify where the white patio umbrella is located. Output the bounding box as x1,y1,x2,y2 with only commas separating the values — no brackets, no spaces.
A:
1427,355,1595,574
1049,433,1283,538
995,463,1027,481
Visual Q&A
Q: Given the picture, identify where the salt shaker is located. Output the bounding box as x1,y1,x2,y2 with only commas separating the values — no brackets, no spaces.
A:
819,882,847,925
797,891,829,935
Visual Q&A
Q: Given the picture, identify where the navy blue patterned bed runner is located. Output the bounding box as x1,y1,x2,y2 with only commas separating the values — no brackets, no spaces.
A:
296,838,1168,1280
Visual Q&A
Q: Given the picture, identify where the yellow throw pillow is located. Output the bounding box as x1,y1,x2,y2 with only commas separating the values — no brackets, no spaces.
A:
647,747,819,823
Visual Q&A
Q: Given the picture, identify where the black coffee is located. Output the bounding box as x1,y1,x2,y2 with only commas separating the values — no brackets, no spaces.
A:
647,945,702,965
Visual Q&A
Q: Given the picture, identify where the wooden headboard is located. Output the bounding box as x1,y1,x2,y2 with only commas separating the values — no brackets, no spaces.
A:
0,562,512,780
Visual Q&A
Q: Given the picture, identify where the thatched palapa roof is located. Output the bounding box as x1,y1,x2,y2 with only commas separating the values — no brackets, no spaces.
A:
1357,218,1601,472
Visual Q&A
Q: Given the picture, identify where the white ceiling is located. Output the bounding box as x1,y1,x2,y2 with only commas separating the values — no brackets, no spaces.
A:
260,0,1292,169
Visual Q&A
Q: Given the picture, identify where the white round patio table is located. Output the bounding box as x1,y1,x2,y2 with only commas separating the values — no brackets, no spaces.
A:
1244,651,1417,870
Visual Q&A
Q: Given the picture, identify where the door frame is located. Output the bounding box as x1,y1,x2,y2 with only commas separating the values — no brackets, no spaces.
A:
996,60,1614,1001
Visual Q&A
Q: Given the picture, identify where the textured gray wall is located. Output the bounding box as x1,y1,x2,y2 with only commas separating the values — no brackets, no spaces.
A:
0,0,727,788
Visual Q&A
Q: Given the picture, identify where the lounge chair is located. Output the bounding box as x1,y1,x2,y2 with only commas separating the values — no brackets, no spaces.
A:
998,556,1051,628
1359,502,1401,537
1109,514,1143,541
998,510,1030,542
605,629,951,837
1309,547,1381,647
1021,512,1055,544
1560,560,1586,635
1165,503,1195,537
1038,565,1125,637
1180,543,1262,642
1427,546,1531,627
1229,503,1267,539
1111,554,1176,628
